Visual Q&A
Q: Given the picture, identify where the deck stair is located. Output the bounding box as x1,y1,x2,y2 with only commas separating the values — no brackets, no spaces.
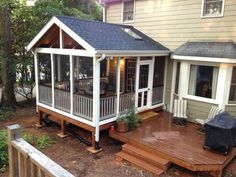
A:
139,111,159,122
116,144,171,176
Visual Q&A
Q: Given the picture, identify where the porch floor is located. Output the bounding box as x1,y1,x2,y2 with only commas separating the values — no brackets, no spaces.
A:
109,111,236,176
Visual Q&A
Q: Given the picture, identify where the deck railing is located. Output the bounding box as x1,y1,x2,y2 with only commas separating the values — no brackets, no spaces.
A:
55,89,71,113
100,96,117,121
38,85,52,105
73,94,93,121
7,124,75,177
152,86,164,105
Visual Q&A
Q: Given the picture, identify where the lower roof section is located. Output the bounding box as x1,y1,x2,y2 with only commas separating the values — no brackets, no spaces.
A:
172,42,236,63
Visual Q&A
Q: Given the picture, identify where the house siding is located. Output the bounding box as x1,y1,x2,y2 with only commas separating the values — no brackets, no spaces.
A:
225,105,236,117
183,99,217,121
106,0,236,50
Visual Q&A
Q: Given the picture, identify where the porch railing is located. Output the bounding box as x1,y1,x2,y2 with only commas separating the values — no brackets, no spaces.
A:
8,125,74,177
38,85,52,106
152,86,164,105
119,93,134,114
100,96,117,121
55,89,71,113
73,94,93,121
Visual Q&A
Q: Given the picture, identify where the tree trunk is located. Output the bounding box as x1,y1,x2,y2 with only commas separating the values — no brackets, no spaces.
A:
0,5,16,107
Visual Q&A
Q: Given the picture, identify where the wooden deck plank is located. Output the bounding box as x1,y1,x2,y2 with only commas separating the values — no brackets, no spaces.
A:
110,111,236,174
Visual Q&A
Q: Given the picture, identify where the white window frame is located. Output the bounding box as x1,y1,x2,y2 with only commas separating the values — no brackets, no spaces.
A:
201,0,225,18
183,62,220,104
122,0,135,23
228,66,236,105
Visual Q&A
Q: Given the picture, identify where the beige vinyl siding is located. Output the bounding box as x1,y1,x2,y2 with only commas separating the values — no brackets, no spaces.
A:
183,99,217,121
106,0,236,50
225,105,236,117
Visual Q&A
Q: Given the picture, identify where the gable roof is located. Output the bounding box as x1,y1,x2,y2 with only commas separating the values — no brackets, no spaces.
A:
27,16,169,55
173,42,236,59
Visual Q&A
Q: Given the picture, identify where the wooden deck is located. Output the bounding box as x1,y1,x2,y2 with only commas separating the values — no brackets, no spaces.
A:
109,111,236,177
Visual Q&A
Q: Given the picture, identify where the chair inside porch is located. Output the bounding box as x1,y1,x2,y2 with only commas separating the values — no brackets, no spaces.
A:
109,111,236,177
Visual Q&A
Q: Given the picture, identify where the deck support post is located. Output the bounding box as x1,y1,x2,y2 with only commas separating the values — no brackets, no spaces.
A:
35,110,44,128
57,120,68,138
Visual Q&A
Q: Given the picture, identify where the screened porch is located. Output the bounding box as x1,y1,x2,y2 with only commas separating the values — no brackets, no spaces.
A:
37,53,166,122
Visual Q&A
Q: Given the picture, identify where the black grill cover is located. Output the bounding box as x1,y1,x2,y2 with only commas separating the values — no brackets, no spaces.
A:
205,112,236,148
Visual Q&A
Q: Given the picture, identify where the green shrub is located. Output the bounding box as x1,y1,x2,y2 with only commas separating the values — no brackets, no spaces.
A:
23,133,36,145
36,135,54,149
0,130,8,172
0,107,14,121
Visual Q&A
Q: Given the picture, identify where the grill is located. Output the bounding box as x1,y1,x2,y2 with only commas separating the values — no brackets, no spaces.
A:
205,112,236,155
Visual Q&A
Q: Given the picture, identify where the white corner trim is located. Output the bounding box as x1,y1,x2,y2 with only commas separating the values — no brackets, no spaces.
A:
172,55,236,64
26,16,95,53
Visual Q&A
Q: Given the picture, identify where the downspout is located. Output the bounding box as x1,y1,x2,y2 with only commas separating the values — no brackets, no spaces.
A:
94,53,106,150
98,0,106,22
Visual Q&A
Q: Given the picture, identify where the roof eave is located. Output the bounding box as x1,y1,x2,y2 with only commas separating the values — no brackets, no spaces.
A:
96,50,170,57
172,54,236,64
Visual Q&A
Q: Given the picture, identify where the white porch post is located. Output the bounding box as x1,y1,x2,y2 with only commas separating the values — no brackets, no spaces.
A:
135,57,140,108
34,53,39,107
51,53,55,108
217,64,232,109
93,56,100,148
170,60,177,112
179,62,189,100
116,57,121,115
57,55,62,81
149,56,155,108
70,55,74,114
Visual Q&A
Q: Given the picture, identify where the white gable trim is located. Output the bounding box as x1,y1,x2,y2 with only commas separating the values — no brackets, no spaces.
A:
172,54,236,64
26,16,95,52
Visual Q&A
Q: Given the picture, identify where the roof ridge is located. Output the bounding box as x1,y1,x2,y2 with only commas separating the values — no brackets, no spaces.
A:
55,15,134,28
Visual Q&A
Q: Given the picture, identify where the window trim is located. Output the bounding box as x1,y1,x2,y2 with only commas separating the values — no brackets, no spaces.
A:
186,64,219,102
201,0,225,18
228,66,236,105
122,0,135,23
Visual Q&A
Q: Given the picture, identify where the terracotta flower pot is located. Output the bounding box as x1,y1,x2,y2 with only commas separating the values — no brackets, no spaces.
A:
116,121,129,133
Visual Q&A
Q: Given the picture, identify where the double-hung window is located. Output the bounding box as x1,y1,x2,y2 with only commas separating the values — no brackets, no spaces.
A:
188,65,219,99
123,0,134,22
229,67,236,104
202,0,224,17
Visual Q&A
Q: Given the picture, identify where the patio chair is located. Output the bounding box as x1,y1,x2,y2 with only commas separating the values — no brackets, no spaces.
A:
195,106,223,133
172,99,188,127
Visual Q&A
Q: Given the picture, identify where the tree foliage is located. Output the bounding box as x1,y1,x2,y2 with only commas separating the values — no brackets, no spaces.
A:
0,0,102,105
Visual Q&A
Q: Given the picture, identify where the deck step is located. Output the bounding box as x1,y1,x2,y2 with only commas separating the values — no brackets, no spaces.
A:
122,144,171,171
139,111,159,122
116,151,164,176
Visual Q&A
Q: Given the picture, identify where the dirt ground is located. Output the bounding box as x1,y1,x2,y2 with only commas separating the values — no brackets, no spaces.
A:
0,105,235,177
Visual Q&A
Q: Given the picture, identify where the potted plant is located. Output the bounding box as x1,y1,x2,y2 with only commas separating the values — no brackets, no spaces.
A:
116,104,142,133
116,116,129,133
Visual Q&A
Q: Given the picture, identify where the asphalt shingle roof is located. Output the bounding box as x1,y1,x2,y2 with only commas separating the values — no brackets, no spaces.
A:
174,42,236,59
56,16,169,51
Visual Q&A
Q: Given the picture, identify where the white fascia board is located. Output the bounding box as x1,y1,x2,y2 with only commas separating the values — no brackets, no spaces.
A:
172,54,236,64
26,17,58,51
96,50,170,57
35,48,94,57
26,17,95,53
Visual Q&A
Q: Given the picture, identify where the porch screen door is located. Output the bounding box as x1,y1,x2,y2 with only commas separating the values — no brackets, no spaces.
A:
137,61,152,110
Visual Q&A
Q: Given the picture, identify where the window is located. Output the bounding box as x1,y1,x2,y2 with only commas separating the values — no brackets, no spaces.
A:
229,67,236,104
202,0,224,17
188,65,219,99
175,62,180,94
122,28,142,40
123,0,134,22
